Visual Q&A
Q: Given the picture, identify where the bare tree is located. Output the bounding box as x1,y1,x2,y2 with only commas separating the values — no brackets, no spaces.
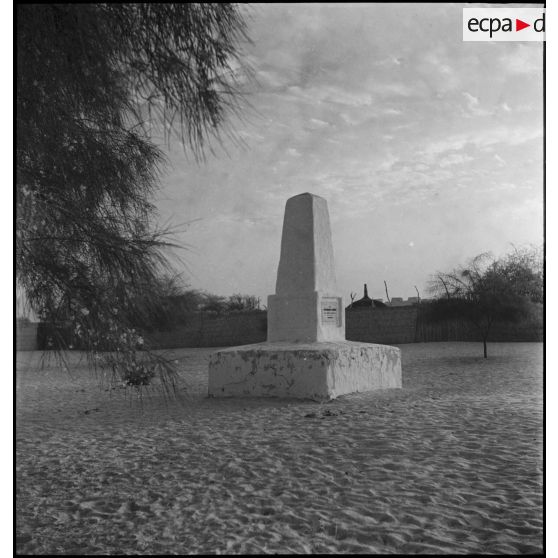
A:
427,250,541,358
227,294,261,312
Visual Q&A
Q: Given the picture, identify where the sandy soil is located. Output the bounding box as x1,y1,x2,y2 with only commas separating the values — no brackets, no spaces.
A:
16,342,543,555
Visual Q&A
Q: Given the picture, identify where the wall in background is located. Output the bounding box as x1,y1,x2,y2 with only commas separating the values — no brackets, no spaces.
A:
18,304,543,351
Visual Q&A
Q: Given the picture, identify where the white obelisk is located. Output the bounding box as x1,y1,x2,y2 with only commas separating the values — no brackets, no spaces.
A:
268,193,344,343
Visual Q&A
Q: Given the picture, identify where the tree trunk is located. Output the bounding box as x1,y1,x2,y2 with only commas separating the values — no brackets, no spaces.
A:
483,320,492,359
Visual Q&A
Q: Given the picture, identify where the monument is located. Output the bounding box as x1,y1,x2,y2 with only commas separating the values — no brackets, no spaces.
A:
208,193,401,400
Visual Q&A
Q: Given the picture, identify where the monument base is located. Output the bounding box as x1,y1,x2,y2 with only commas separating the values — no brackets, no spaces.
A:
208,341,402,401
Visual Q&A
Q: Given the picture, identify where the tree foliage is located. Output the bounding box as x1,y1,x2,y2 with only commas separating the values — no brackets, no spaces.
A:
427,247,542,358
225,293,261,313
155,290,262,324
16,4,250,390
497,245,543,304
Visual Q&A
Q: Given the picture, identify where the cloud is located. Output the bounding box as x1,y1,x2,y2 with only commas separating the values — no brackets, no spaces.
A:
500,43,543,75
463,91,479,109
374,56,403,67
438,153,475,168
307,118,330,129
383,108,403,116
156,4,543,302
364,80,418,98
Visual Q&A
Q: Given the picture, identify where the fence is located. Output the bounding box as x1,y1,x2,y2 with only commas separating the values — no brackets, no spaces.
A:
16,321,39,351
345,306,418,344
18,304,543,351
147,304,542,348
414,304,543,343
146,310,267,349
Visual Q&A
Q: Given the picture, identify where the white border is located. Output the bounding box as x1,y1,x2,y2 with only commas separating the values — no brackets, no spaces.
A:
546,0,554,554
4,2,13,553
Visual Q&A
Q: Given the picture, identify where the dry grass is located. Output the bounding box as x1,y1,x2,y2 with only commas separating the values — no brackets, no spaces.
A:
16,342,542,554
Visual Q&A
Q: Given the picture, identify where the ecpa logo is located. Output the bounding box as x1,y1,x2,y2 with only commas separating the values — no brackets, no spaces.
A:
463,8,545,42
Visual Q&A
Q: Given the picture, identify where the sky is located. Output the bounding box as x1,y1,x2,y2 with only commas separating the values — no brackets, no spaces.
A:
155,3,544,305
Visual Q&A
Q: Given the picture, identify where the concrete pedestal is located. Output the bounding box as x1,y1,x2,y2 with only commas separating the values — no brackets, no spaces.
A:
208,341,402,401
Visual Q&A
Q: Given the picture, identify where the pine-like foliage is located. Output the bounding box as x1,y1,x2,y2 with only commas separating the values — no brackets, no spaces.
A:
16,4,250,392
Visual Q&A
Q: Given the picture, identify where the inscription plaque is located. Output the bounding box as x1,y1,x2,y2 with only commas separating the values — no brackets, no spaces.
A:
321,298,340,325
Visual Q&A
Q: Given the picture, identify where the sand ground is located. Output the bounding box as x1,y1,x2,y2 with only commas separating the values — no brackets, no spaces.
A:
16,342,543,555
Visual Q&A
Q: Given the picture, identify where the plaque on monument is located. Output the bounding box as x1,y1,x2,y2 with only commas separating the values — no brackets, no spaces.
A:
321,298,340,325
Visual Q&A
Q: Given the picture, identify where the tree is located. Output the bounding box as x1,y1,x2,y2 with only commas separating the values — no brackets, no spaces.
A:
428,248,542,358
16,4,250,390
497,245,543,304
226,293,261,312
200,293,228,316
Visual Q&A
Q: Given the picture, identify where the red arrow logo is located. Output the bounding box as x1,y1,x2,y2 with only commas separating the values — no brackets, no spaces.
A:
516,19,530,31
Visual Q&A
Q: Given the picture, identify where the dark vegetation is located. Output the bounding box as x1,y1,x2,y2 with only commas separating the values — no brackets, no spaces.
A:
16,4,251,389
427,245,543,358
